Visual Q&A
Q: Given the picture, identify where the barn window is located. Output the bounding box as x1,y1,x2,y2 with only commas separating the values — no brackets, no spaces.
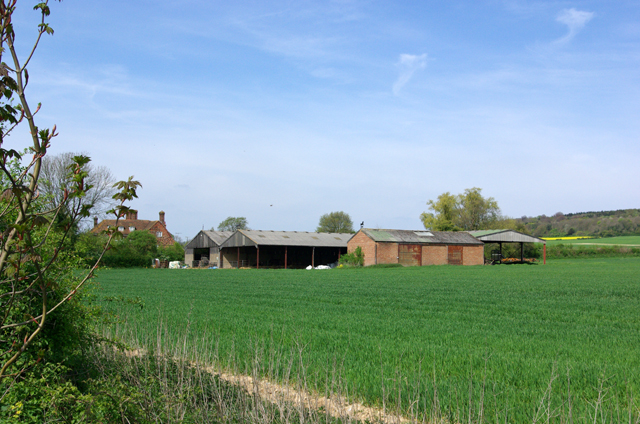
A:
156,231,162,237
118,226,124,231
129,226,136,231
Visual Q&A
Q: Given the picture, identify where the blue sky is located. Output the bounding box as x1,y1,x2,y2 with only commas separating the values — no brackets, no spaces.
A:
10,0,640,240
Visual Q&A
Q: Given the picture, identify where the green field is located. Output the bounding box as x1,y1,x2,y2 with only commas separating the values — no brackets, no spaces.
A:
544,235,640,246
94,258,640,422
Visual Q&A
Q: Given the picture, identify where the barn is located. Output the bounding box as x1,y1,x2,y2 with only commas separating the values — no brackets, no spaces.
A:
348,228,485,266
184,230,234,268
468,229,547,264
219,230,351,269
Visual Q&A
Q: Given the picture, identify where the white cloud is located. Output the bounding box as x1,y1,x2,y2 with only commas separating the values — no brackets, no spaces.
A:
554,8,594,44
392,53,427,95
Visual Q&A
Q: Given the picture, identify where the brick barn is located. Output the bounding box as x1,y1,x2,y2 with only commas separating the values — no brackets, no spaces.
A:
184,230,233,268
348,228,484,266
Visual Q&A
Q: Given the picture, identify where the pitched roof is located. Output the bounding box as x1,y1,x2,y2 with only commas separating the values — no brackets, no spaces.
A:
468,229,546,244
91,219,160,234
185,230,234,249
221,230,352,248
359,228,483,245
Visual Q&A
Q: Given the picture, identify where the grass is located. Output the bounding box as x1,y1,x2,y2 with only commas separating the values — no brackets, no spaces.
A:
93,258,640,422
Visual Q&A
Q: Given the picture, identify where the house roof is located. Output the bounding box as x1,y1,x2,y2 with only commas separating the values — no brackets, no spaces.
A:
221,230,352,248
468,229,546,244
91,218,175,244
91,219,163,234
185,230,234,249
358,228,484,245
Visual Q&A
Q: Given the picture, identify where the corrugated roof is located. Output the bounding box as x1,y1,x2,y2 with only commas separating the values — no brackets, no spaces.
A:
203,231,234,245
221,230,352,248
468,229,546,244
360,229,483,245
185,230,233,249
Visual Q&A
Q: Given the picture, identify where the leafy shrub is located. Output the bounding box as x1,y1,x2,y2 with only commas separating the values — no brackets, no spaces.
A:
339,246,364,267
158,242,185,262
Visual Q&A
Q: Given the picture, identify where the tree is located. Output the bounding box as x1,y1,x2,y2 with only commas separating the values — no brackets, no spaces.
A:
217,216,248,232
316,211,354,233
0,0,139,396
40,151,117,228
456,187,500,231
419,192,462,231
420,188,501,231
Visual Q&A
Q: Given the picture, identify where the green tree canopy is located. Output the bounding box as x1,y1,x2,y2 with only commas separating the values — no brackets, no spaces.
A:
217,216,249,232
420,188,501,231
317,211,354,233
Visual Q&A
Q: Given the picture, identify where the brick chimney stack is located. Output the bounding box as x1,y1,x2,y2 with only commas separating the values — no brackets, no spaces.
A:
159,210,165,225
93,216,98,228
126,211,138,220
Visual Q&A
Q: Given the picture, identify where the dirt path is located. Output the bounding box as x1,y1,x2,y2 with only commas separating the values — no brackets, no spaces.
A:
205,365,413,424
127,347,415,424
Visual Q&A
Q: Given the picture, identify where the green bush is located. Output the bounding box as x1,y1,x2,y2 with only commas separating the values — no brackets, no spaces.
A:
158,242,185,262
339,246,364,267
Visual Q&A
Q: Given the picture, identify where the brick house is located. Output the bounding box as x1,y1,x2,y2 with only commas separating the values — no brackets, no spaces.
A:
348,228,484,266
90,210,176,247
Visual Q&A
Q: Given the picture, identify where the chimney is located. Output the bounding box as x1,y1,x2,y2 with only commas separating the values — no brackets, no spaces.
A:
93,216,98,228
125,210,138,220
159,210,165,225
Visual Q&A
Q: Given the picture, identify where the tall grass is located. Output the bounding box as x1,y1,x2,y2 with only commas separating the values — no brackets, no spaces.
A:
92,313,640,423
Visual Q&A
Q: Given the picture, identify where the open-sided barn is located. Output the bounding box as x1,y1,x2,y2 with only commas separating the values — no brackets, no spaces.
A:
348,228,484,266
219,230,351,269
184,230,234,267
469,229,547,264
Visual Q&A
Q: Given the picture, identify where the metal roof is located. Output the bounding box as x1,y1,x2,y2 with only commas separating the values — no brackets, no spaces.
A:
359,229,483,245
468,229,546,244
221,230,352,248
185,230,234,249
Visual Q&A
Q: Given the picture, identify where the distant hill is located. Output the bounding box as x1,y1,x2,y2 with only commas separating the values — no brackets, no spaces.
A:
517,209,640,238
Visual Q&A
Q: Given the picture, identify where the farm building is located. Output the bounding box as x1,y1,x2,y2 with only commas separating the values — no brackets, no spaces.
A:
219,230,351,269
348,228,484,266
184,230,234,268
468,229,547,264
91,210,176,247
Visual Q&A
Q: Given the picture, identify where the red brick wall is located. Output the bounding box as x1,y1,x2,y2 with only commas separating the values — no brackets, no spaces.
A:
347,232,399,266
148,222,175,247
463,245,484,265
376,243,399,265
422,245,447,265
347,231,377,266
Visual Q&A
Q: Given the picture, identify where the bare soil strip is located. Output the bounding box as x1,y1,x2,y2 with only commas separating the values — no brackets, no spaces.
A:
123,347,415,424
205,365,412,424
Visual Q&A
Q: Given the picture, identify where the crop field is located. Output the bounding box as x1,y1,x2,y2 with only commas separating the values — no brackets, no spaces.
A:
93,258,640,422
544,235,640,246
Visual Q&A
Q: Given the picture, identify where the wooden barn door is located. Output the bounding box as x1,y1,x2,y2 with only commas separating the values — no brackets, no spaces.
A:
399,244,422,266
448,245,463,265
